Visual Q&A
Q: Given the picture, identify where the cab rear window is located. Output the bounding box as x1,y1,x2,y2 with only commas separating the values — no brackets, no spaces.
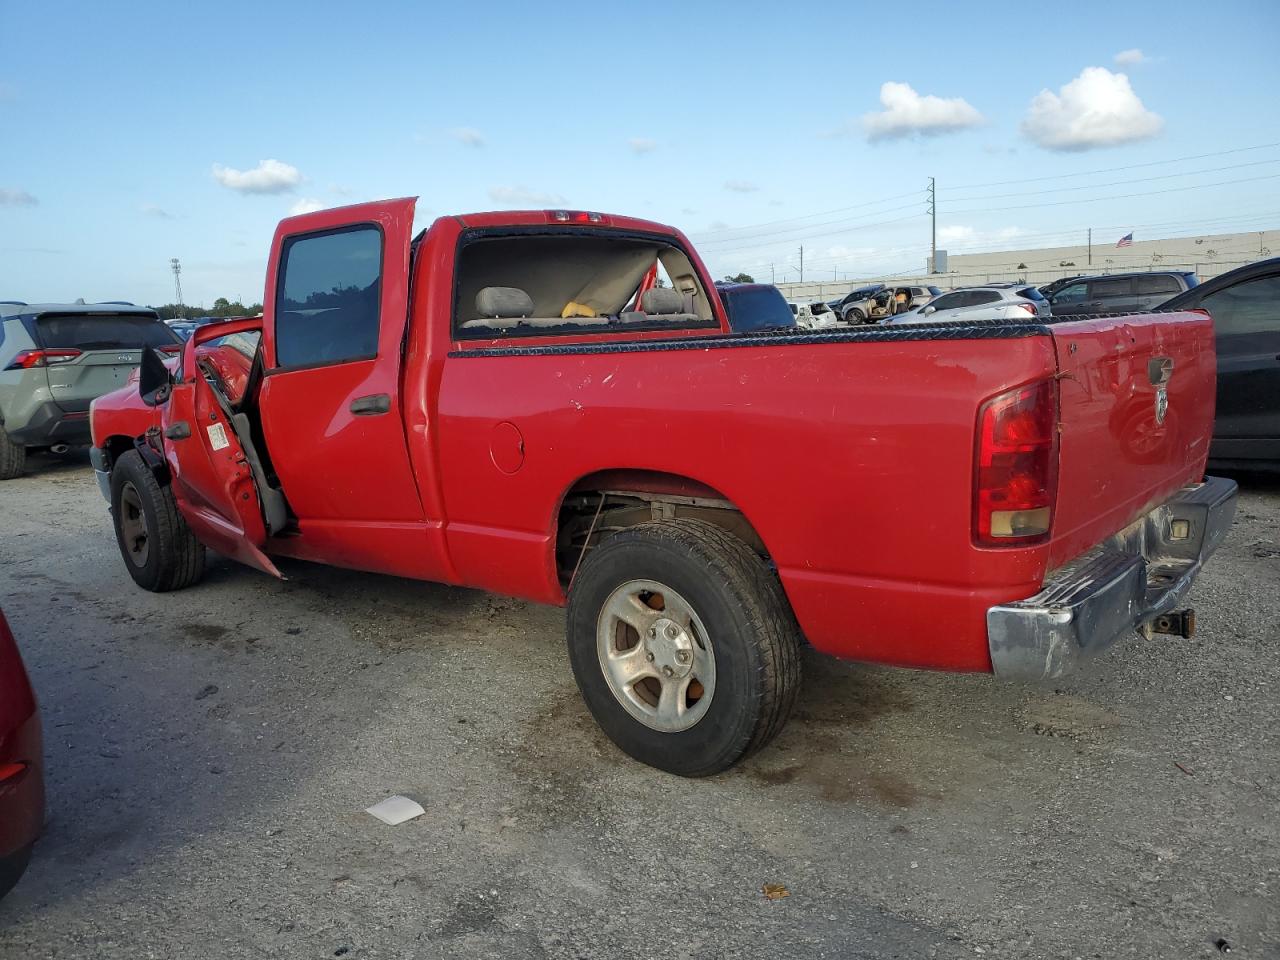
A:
35,314,179,350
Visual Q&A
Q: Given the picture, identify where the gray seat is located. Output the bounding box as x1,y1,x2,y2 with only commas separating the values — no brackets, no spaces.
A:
476,286,533,319
641,288,686,314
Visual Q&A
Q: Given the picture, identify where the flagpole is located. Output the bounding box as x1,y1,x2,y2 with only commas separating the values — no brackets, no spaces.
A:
1088,228,1092,267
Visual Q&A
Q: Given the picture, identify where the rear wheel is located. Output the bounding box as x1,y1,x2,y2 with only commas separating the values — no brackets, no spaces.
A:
845,308,865,324
110,450,205,591
0,422,25,480
566,519,801,776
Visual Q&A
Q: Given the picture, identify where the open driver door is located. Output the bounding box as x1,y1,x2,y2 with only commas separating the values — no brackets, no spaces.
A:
158,316,285,578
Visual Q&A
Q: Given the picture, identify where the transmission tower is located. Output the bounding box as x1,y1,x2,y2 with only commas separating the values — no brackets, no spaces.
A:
170,258,184,317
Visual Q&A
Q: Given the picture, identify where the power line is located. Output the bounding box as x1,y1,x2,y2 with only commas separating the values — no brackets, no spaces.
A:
945,158,1280,203
941,173,1280,215
948,141,1280,190
688,188,922,239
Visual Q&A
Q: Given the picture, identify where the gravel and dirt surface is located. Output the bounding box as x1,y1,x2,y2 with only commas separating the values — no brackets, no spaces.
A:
0,450,1276,959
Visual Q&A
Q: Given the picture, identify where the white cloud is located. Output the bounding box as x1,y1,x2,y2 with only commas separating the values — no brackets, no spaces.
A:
1022,67,1163,151
212,159,303,194
140,203,174,219
1113,48,1147,66
863,82,984,141
452,127,485,147
681,206,696,215
289,197,325,215
329,183,353,196
628,137,657,155
724,180,759,193
487,185,567,207
0,187,37,206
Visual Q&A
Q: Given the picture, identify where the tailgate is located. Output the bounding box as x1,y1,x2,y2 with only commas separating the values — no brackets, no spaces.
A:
1047,309,1216,566
43,350,144,412
33,312,179,412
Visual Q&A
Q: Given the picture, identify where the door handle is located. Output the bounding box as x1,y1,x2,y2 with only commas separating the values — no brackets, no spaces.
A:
164,421,191,440
349,394,391,416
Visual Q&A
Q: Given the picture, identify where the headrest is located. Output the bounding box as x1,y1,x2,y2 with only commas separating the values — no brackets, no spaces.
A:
476,286,533,319
642,288,685,314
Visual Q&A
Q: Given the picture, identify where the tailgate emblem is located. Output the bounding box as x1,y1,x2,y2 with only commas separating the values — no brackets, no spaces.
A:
117,354,133,362
1149,357,1173,424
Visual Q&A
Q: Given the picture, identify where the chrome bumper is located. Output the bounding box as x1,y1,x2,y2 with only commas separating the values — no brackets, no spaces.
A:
89,446,111,503
987,476,1237,680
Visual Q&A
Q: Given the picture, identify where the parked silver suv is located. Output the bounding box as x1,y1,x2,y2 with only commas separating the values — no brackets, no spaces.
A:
888,284,1049,325
0,302,180,479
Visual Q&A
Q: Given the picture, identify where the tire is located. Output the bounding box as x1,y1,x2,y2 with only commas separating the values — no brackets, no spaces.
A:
110,450,205,592
566,518,802,777
845,308,865,325
0,422,25,480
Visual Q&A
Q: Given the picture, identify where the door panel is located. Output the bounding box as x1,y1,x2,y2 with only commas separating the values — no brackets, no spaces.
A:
1200,272,1280,443
256,198,438,579
163,318,280,577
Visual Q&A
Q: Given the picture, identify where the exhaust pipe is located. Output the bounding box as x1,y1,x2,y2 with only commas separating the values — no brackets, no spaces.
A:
49,443,70,454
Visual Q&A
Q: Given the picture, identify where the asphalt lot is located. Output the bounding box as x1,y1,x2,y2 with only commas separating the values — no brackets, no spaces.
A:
0,450,1276,959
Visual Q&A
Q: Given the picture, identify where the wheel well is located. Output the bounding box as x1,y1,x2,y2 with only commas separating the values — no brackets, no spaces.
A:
102,435,137,466
555,469,767,586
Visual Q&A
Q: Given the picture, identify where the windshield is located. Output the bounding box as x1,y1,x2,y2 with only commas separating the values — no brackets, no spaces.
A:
1017,287,1046,301
35,313,180,350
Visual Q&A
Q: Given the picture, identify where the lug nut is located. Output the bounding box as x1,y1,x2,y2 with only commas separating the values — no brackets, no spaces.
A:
645,652,655,662
649,627,657,638
666,625,679,639
662,666,674,677
676,650,690,663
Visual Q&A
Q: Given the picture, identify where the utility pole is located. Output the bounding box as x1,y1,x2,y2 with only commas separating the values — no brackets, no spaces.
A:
1087,229,1092,266
927,177,936,273
170,258,184,317
770,263,775,284
799,246,804,283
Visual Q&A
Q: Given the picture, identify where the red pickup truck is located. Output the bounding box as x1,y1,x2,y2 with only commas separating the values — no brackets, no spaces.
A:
89,199,1237,776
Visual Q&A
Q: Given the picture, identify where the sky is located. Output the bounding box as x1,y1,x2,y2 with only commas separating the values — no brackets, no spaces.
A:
2,0,1279,306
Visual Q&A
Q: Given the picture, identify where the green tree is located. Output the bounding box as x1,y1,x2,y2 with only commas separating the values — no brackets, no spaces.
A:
723,272,755,283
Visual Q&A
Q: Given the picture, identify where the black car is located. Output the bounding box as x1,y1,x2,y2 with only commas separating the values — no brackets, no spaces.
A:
1160,257,1280,469
1047,271,1198,317
714,282,796,333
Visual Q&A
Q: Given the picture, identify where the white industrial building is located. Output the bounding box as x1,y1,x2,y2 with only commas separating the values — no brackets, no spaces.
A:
774,227,1279,303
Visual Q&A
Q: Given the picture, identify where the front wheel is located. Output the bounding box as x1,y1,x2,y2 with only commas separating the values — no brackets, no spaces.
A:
566,519,801,776
845,308,865,324
110,450,206,591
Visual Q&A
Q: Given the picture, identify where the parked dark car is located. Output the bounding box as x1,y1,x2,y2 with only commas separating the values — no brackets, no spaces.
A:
714,282,797,333
1038,275,1085,298
0,607,42,900
1160,257,1280,468
1047,271,1198,317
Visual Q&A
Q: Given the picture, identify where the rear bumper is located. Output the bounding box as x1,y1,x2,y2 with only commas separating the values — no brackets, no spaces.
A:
5,400,91,446
987,476,1237,680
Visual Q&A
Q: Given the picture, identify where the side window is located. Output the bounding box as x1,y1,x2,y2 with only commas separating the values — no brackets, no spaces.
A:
969,291,1002,306
929,293,961,311
1201,274,1280,336
275,226,382,369
1090,277,1133,299
1053,282,1088,303
1136,274,1182,296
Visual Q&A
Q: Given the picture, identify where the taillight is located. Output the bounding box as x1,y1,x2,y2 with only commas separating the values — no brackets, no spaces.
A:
974,379,1058,547
1014,303,1037,317
547,210,607,224
4,348,82,370
0,762,25,783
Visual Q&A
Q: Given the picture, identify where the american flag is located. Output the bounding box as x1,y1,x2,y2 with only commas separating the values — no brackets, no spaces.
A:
1116,232,1134,248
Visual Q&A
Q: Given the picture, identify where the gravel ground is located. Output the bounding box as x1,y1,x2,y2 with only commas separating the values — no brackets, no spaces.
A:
0,450,1276,959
